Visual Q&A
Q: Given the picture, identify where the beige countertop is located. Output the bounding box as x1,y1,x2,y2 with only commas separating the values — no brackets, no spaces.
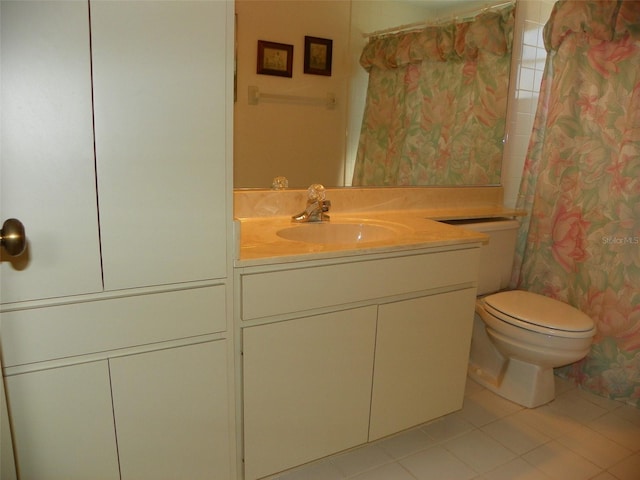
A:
235,207,523,267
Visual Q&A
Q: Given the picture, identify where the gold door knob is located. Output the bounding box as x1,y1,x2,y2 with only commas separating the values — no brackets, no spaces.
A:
1,218,27,257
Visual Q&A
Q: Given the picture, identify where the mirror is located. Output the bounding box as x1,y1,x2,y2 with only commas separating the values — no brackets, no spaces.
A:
234,0,514,189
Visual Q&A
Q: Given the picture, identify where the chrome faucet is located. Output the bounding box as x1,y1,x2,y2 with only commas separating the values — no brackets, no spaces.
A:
292,184,331,223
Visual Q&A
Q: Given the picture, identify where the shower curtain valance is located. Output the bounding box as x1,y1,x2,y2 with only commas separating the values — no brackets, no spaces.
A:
544,0,640,52
360,6,515,70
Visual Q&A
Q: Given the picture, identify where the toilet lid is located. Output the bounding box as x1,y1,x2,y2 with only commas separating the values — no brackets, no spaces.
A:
484,290,595,333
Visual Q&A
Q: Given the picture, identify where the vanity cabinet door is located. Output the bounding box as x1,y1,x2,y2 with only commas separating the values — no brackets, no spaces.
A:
109,341,231,480
242,306,377,480
5,362,120,480
369,288,476,441
90,0,228,290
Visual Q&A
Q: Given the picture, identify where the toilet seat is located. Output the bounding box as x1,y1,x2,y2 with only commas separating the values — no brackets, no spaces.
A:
483,290,596,339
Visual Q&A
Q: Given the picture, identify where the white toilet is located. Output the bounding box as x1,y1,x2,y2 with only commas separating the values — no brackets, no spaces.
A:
454,219,596,408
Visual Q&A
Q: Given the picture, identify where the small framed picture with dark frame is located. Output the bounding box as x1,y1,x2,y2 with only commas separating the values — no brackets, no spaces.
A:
257,40,293,78
304,36,333,76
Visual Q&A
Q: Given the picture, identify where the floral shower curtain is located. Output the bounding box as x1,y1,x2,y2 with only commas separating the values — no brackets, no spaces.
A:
512,0,640,405
352,5,514,186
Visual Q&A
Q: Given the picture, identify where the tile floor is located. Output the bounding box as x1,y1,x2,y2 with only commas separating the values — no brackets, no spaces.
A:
266,376,640,480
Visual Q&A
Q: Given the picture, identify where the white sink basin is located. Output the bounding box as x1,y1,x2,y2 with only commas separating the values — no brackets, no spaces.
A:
276,222,400,245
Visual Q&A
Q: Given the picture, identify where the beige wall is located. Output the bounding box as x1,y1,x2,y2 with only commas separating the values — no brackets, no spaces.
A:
234,0,351,189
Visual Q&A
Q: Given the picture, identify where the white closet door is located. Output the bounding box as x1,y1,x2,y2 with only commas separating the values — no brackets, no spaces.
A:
5,361,120,480
0,0,103,304
91,0,228,290
110,341,231,480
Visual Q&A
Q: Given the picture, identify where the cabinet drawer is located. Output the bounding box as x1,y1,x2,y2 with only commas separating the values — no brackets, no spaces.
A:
241,247,479,320
1,285,226,367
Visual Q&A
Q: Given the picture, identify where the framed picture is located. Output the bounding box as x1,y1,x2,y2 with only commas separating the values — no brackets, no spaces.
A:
304,36,332,76
257,40,293,78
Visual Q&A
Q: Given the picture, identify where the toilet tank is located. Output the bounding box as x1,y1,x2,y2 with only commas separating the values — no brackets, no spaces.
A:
444,218,519,295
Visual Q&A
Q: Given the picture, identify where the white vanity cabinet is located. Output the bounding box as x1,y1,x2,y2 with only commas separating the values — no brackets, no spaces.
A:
2,286,230,480
6,341,230,480
2,1,234,478
238,246,480,480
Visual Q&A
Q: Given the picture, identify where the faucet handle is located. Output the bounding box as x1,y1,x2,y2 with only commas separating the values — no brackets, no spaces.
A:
307,183,326,202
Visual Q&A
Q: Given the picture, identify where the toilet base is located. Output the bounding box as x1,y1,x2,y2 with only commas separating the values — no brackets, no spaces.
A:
468,358,555,408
